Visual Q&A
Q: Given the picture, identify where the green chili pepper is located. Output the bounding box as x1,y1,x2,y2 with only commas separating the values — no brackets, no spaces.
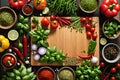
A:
19,14,24,22
22,18,29,24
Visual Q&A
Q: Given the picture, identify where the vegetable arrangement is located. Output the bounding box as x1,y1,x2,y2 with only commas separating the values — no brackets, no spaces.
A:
16,14,29,35
2,64,36,80
100,0,120,18
76,60,101,80
48,0,77,16
40,46,66,64
29,23,50,47
103,19,120,38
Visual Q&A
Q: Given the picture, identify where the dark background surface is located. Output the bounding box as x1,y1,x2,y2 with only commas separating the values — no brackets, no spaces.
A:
0,0,120,79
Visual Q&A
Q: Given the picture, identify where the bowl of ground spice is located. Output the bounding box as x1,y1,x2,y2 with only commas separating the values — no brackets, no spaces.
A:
0,7,17,29
37,67,56,80
22,4,33,16
102,43,120,63
58,67,76,80
77,0,99,13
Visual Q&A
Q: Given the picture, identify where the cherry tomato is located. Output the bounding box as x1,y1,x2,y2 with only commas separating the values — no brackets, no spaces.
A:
50,15,56,21
88,17,93,21
92,33,98,40
81,17,87,22
111,67,116,73
100,61,105,68
50,20,58,29
110,76,116,80
41,17,49,27
86,31,92,38
90,27,95,33
117,63,120,69
2,55,15,67
85,24,91,30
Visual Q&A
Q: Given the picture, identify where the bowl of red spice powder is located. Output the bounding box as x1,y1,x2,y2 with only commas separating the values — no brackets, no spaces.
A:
37,67,56,80
22,4,33,16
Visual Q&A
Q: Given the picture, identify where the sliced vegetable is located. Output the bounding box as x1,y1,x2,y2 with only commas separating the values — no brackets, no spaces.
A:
8,30,19,41
34,54,40,61
38,47,46,55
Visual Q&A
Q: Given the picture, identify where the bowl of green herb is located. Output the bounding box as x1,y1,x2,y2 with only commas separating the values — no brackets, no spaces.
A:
77,0,99,13
0,7,17,29
102,18,120,39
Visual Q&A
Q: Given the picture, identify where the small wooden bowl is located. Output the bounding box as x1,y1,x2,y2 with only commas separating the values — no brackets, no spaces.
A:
22,4,33,16
37,66,56,80
58,67,76,80
77,0,99,13
1,53,17,70
0,7,17,29
102,18,120,39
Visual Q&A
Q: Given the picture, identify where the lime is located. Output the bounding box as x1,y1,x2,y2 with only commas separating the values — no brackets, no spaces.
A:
42,7,50,15
100,38,107,45
8,30,19,41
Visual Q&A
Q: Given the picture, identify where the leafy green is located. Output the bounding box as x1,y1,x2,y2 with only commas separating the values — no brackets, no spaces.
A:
29,24,50,47
40,46,67,65
48,0,77,16
104,20,120,37
1,64,36,80
76,60,101,80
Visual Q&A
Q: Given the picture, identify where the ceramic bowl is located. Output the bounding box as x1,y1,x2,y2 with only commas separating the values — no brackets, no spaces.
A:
102,43,120,63
58,67,76,80
37,66,56,80
77,0,99,13
0,7,17,29
102,18,120,39
1,53,17,69
22,4,33,16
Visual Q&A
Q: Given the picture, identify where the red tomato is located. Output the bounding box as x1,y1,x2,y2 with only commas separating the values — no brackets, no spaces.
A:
110,76,116,80
92,33,98,40
111,67,116,73
41,17,49,27
50,20,58,29
100,61,105,68
85,24,91,30
50,15,56,21
88,17,93,21
86,31,92,38
2,55,15,67
81,17,87,22
114,4,120,11
117,63,120,69
90,27,95,33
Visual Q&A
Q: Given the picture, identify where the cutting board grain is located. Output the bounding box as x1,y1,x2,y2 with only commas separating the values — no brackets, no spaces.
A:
31,17,99,66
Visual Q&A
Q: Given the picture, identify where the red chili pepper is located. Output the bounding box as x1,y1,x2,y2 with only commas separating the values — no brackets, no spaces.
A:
56,17,70,25
58,20,63,27
100,68,107,80
22,35,28,57
104,74,110,80
78,54,93,59
12,47,23,60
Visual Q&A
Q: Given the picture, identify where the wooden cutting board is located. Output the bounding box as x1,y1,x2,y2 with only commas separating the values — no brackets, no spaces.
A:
31,17,99,66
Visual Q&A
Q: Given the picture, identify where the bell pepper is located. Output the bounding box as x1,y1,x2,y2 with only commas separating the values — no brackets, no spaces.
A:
100,0,120,18
2,55,15,67
0,35,10,53
8,0,25,9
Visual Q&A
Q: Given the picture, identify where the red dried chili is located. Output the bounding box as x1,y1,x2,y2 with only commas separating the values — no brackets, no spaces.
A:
38,69,54,80
23,5,32,14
